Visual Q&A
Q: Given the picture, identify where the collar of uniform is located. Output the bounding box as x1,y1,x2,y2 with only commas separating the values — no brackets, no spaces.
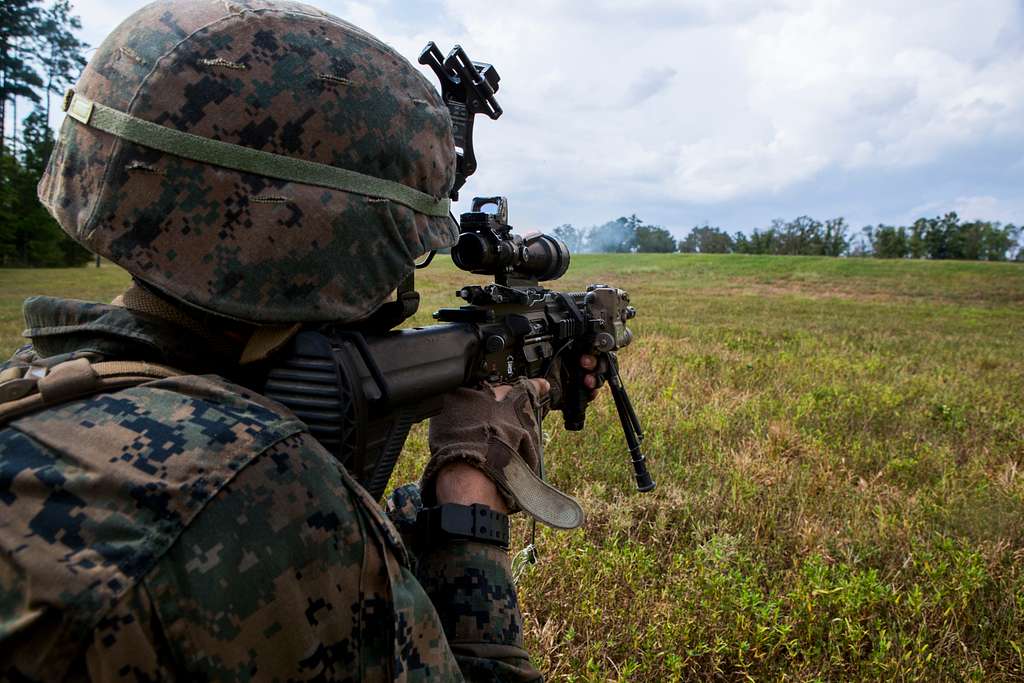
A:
21,296,238,371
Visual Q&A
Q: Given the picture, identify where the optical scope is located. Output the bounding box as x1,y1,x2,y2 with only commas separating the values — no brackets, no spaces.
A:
451,197,570,286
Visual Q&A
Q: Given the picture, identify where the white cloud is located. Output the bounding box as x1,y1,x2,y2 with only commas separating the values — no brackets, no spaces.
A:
60,0,1024,228
910,196,1024,225
422,0,1024,211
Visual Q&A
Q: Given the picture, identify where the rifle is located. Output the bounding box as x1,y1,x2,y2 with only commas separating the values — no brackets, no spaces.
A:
259,43,654,506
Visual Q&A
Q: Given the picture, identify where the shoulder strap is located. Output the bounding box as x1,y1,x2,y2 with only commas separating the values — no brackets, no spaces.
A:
0,358,183,426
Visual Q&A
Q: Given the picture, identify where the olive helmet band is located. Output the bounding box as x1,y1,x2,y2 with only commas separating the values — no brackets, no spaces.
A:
62,88,451,218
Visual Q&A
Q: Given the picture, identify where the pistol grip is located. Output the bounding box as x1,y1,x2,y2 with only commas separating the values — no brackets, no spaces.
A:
561,355,588,431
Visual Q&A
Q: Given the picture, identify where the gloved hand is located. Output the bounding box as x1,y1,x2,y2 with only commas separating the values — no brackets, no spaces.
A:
422,377,585,530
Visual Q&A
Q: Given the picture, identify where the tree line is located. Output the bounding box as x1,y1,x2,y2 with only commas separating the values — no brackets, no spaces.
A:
860,216,1019,260
553,215,678,254
1,2,1020,267
552,214,1022,261
1,0,90,266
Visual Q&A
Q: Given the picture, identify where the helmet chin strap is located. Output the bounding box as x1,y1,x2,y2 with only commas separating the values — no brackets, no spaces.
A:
117,281,301,365
349,272,421,334
240,324,303,365
119,282,223,341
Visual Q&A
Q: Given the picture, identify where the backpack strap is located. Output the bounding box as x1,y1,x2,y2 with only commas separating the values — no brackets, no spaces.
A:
0,358,182,426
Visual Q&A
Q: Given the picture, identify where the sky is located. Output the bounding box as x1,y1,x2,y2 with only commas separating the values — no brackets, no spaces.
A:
56,0,1024,238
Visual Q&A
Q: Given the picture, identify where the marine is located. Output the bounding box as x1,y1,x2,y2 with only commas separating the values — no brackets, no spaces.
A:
0,1,596,679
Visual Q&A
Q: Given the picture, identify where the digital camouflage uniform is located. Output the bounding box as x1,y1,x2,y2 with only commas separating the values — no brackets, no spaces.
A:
0,297,540,681
2,0,544,678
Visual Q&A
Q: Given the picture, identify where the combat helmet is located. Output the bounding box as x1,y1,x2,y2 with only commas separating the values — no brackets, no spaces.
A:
39,0,457,325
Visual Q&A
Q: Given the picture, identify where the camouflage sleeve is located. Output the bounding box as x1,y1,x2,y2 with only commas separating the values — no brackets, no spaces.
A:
137,432,465,682
415,543,541,683
388,485,543,683
83,581,177,682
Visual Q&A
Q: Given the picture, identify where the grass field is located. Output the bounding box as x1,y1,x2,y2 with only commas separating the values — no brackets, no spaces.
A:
3,254,1024,680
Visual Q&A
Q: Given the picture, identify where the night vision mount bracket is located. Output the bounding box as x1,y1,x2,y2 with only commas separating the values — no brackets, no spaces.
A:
419,42,502,199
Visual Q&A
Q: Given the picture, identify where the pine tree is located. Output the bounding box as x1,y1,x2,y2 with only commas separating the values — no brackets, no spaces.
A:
1,0,44,154
0,1,89,267
36,0,87,122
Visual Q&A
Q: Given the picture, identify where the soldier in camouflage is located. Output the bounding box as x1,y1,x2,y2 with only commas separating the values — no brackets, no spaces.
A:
0,1,597,679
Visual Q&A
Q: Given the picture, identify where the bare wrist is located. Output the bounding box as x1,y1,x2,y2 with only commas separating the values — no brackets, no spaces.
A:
433,462,509,513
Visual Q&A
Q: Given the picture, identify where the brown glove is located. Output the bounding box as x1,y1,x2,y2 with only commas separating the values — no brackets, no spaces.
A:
422,379,585,529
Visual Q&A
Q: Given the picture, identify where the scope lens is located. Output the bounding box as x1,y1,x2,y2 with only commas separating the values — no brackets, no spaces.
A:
451,232,491,272
523,234,571,281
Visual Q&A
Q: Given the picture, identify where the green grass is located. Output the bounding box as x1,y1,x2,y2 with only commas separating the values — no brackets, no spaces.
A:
3,254,1024,680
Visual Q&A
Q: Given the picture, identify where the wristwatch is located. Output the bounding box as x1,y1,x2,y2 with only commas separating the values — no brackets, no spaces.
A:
416,503,510,549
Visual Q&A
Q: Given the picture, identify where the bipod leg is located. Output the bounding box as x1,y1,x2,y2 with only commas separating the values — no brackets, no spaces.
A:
606,353,655,492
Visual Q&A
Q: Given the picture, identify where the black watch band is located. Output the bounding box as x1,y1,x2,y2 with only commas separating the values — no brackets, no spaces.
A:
416,503,510,549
